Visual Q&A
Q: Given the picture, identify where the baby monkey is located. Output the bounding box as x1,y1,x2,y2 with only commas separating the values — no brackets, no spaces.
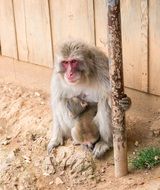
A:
67,97,99,150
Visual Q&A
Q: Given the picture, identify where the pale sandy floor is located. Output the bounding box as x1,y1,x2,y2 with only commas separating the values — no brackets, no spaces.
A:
0,81,160,190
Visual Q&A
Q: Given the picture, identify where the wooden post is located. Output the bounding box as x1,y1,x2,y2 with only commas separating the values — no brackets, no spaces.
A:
107,0,128,177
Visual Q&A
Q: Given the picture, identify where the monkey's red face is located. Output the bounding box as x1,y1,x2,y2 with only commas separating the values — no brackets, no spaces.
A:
61,59,82,85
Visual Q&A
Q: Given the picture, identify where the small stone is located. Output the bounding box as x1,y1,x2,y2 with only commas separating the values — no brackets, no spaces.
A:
154,156,160,160
40,101,45,105
60,171,65,176
88,174,95,179
96,176,101,183
134,141,139,147
22,155,31,163
43,172,50,176
34,92,40,97
49,181,54,185
101,167,106,173
1,140,10,145
6,151,16,163
153,130,160,137
132,151,136,155
42,156,56,176
100,178,106,182
6,136,12,140
13,148,20,156
55,177,64,185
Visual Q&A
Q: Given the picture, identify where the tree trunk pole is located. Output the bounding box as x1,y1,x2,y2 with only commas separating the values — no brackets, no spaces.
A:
107,0,128,177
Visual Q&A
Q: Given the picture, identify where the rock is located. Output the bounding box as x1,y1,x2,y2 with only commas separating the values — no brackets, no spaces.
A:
134,141,139,147
55,177,64,185
22,155,31,163
1,140,11,145
151,120,160,134
42,156,56,176
1,137,12,145
6,151,16,164
88,174,95,179
34,92,40,97
101,167,106,173
40,101,45,105
49,181,54,185
154,156,160,161
60,171,65,176
153,130,160,137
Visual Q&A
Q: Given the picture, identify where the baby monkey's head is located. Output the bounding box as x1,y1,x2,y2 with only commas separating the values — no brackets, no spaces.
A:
67,97,88,118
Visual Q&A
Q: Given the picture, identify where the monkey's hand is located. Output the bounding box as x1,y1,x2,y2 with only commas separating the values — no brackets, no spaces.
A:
47,137,63,154
119,94,131,111
93,140,110,158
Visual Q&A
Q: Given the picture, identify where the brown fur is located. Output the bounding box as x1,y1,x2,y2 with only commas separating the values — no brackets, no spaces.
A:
67,97,99,147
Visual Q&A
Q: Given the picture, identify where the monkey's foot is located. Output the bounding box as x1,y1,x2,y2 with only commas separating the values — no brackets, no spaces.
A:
47,137,63,154
73,141,80,146
92,141,110,158
82,144,94,152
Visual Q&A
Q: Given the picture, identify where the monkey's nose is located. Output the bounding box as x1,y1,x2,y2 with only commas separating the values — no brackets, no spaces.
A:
69,73,73,77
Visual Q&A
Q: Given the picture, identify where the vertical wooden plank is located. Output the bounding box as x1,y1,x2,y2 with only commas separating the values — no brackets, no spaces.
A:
13,0,53,68
50,0,95,52
13,0,28,62
121,0,148,91
149,0,160,95
140,0,148,92
94,0,108,55
0,0,18,59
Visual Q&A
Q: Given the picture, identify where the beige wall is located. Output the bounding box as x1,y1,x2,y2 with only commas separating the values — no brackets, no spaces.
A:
0,0,160,96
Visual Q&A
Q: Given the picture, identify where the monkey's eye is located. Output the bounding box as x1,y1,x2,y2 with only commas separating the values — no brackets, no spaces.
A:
61,61,68,68
70,59,79,68
61,60,68,65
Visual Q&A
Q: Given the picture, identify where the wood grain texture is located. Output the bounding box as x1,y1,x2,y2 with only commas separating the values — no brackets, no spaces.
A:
50,0,95,52
13,0,53,68
0,0,18,59
149,0,160,95
140,0,148,92
108,0,127,177
94,0,108,55
121,0,148,92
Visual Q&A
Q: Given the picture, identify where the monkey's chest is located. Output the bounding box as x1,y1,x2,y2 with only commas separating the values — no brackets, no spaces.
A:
65,86,99,102
80,94,98,103
79,89,99,103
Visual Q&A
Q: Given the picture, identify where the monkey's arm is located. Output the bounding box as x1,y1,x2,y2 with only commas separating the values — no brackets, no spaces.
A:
47,76,64,153
47,116,63,153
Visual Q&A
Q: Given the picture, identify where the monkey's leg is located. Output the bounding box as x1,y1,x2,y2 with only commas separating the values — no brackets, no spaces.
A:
47,116,63,154
93,99,113,158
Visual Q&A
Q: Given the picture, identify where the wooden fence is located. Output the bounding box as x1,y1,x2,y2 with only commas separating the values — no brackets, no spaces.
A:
0,0,160,95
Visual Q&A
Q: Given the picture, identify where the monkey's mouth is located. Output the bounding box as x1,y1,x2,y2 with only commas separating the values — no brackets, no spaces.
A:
65,75,81,85
66,78,80,85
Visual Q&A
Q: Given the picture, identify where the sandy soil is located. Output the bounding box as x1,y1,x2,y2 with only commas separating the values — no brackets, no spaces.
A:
0,81,160,190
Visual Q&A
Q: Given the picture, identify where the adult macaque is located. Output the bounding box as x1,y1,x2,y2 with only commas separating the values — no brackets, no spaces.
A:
48,41,131,158
67,96,99,150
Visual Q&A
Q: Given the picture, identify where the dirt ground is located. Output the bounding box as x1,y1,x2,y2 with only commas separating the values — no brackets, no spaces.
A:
0,81,160,190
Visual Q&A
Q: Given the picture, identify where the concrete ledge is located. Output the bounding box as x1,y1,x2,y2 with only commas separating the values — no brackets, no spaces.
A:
0,56,52,93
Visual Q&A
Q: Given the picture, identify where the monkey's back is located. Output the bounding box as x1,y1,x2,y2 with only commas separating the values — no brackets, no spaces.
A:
74,105,100,144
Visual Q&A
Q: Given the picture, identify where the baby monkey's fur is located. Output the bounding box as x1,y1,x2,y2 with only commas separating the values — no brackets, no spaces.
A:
67,97,99,150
